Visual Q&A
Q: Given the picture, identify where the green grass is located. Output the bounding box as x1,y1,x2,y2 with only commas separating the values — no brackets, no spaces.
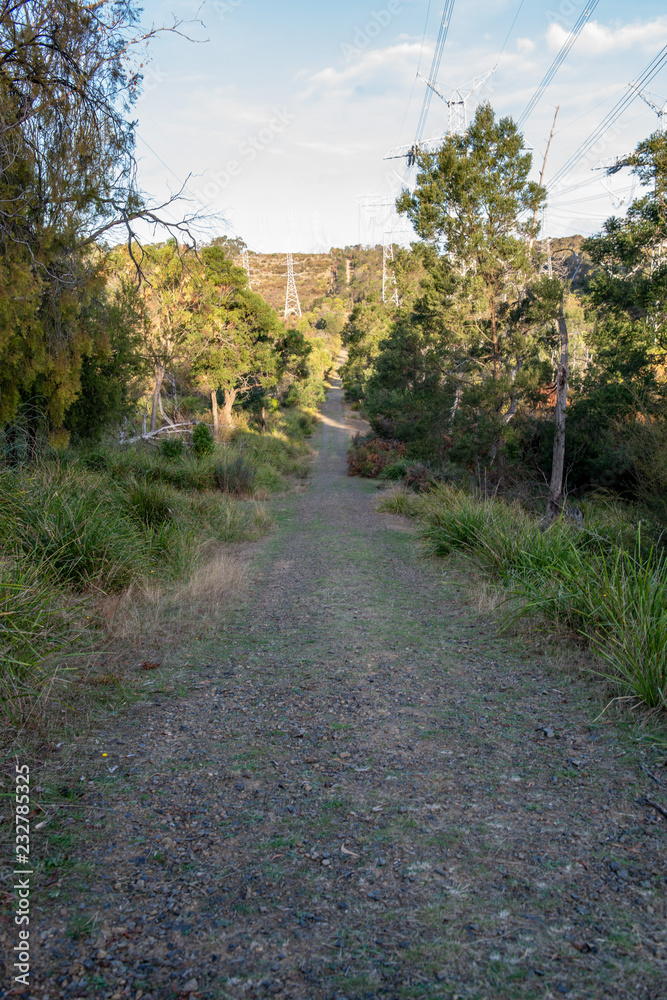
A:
379,485,667,711
0,407,316,730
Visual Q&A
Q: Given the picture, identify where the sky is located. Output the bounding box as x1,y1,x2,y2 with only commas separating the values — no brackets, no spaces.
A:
133,0,667,251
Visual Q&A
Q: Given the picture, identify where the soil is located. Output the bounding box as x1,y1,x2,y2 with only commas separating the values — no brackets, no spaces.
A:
2,378,666,1000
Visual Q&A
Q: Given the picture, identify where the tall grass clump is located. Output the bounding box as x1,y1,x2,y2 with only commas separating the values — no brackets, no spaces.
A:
0,563,80,716
214,454,256,495
379,484,667,710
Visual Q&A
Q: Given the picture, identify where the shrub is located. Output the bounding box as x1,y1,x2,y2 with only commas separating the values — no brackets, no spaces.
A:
119,479,175,527
160,437,184,459
214,455,256,496
348,437,407,478
379,459,409,480
379,484,667,711
15,471,144,591
81,451,109,472
192,422,214,457
0,563,77,709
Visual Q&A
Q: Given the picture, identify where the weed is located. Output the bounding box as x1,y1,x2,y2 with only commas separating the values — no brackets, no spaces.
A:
192,422,214,456
214,454,256,495
348,437,407,478
160,438,184,460
379,485,667,710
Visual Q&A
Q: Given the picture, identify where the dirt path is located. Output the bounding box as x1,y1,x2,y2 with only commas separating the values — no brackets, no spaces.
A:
13,380,666,1000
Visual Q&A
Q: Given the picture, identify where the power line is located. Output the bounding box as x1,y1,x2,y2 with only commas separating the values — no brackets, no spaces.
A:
548,42,667,191
517,0,600,128
496,0,525,64
415,0,456,141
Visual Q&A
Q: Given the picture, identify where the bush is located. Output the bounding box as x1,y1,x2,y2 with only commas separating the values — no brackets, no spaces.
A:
119,479,175,528
0,563,78,712
348,437,407,478
379,458,409,480
214,455,256,496
192,422,214,457
160,437,184,459
379,485,667,710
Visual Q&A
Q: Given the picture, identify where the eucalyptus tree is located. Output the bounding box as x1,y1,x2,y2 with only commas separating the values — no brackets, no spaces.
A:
381,103,548,465
0,0,201,438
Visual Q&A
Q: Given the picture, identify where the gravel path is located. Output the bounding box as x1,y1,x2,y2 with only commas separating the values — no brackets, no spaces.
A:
9,379,666,1000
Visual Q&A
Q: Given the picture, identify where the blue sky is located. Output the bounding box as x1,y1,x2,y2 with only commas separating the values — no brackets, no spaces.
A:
134,0,667,250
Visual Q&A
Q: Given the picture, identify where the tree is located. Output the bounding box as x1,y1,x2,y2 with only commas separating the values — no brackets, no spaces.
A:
390,103,547,467
131,242,196,433
188,246,286,434
64,280,148,444
0,0,202,438
577,130,667,506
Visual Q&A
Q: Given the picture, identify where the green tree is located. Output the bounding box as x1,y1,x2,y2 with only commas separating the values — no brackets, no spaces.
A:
188,246,286,435
0,0,200,439
576,130,667,506
380,104,548,466
64,281,148,444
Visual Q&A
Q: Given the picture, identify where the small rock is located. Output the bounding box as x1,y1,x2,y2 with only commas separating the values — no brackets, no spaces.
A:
235,781,244,792
182,978,199,994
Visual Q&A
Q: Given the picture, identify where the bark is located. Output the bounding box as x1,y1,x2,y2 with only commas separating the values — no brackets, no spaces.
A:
448,384,462,432
490,296,499,379
222,388,236,425
150,363,167,433
211,390,219,439
158,393,175,426
546,307,569,521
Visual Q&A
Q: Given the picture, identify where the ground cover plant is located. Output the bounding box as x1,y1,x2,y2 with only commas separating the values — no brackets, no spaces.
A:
0,409,316,733
379,484,667,711
347,436,407,478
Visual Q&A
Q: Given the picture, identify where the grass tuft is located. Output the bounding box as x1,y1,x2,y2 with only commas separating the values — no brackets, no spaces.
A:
379,485,667,710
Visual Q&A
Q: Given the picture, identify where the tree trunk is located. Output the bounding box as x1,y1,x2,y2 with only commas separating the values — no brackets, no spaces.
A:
490,297,499,379
222,388,236,425
448,384,462,431
546,307,569,521
211,390,219,440
150,364,166,433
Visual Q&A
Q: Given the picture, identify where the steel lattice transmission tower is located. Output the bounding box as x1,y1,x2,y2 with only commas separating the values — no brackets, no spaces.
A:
284,252,302,319
382,239,399,307
385,69,494,165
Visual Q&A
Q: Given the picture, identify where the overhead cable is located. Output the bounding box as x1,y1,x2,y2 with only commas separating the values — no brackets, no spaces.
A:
415,0,457,141
517,0,600,128
547,42,667,191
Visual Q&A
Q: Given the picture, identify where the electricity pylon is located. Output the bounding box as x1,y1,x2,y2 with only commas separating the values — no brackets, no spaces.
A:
385,69,494,165
284,252,301,319
382,239,399,307
630,85,667,132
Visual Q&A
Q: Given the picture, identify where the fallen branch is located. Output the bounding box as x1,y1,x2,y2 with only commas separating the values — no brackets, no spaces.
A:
641,763,666,788
122,422,196,445
645,796,667,820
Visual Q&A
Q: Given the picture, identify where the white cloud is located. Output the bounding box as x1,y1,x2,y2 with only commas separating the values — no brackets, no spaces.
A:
516,37,535,55
299,42,426,100
547,17,667,57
